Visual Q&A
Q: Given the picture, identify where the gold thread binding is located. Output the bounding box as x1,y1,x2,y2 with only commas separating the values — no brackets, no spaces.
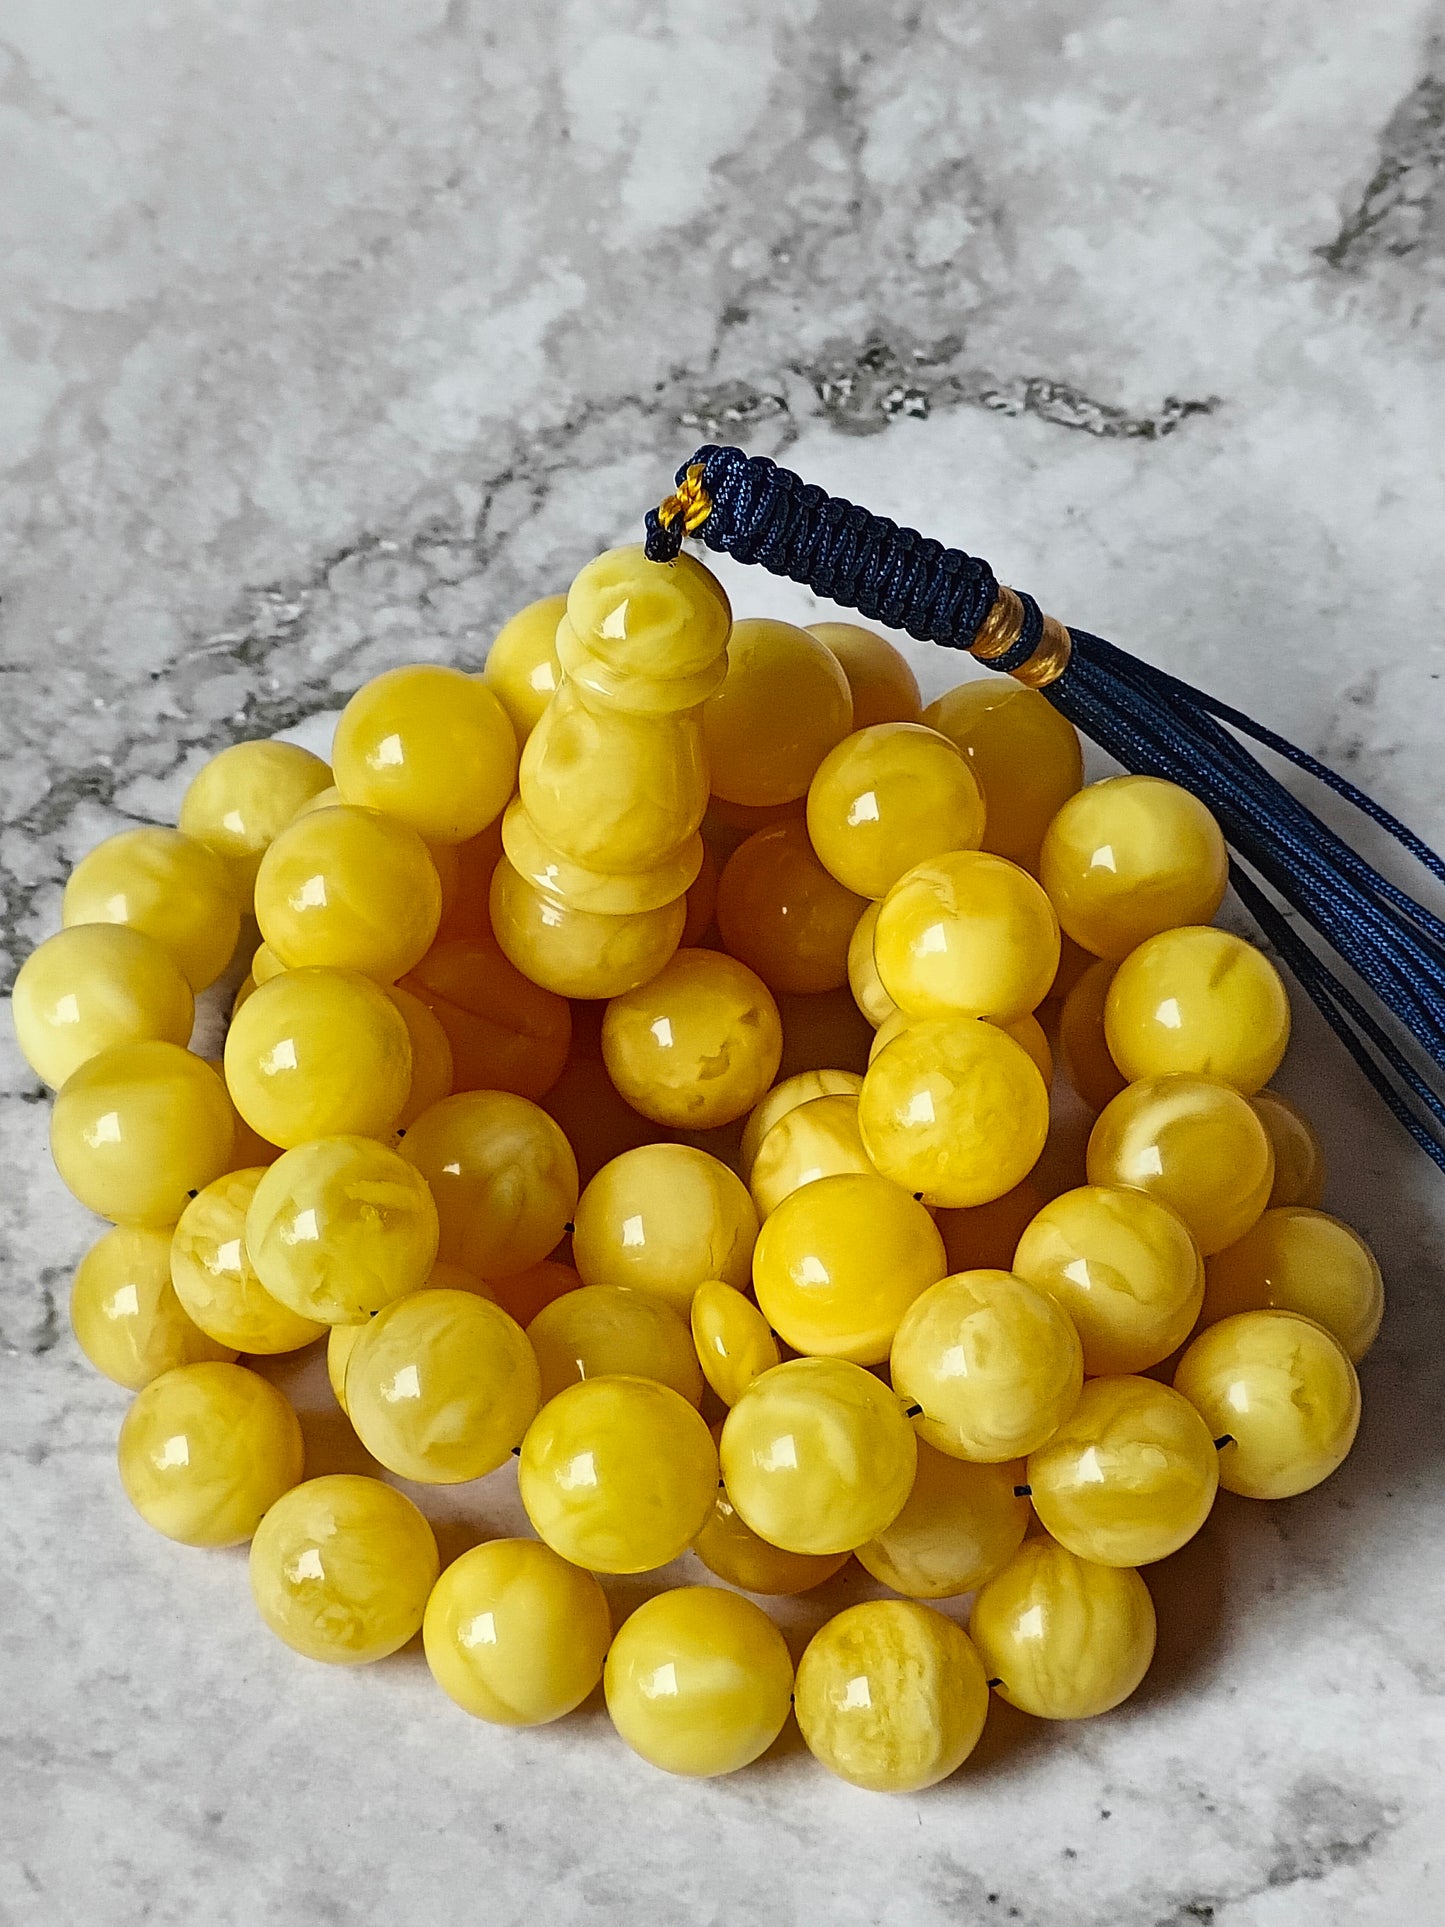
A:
969,587,1071,688
967,585,1025,663
656,464,713,536
1012,613,1072,689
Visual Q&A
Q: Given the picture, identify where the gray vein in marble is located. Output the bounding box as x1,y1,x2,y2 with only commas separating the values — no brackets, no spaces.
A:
1321,38,1445,269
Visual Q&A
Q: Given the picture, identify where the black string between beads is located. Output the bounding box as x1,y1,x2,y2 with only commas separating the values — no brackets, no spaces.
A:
645,444,1445,1174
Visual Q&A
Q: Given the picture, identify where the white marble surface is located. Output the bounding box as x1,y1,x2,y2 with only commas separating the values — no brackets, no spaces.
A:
4,3,1445,1921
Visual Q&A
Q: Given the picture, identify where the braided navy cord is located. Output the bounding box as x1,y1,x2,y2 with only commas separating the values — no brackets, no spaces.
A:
645,444,1445,1173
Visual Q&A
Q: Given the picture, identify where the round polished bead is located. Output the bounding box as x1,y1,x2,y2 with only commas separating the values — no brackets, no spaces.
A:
716,819,867,996
346,1288,539,1482
1173,1310,1360,1499
1201,1208,1383,1361
502,800,703,914
481,594,566,743
794,1600,990,1792
254,804,442,981
171,1168,328,1354
858,1015,1050,1208
323,1258,493,1417
847,899,896,1027
63,826,240,992
572,1144,757,1312
808,622,923,728
739,1069,864,1176
528,1285,703,1405
486,1257,581,1328
518,1374,718,1573
922,680,1084,870
179,740,333,893
401,935,571,1101
490,856,685,1000
51,1042,235,1227
14,924,195,1091
969,1537,1156,1720
775,984,875,1078
245,1135,439,1324
1105,926,1291,1095
206,1059,282,1171
719,1356,917,1556
806,723,986,901
748,1093,877,1218
249,1475,438,1664
890,1269,1083,1462
1012,1184,1204,1375
538,1055,654,1187
385,982,455,1126
856,1444,1029,1599
431,818,506,946
567,545,731,681
1039,776,1229,960
556,615,728,715
753,1172,946,1364
398,1089,577,1280
601,948,782,1129
605,1587,794,1778
332,665,517,845
874,850,1060,1023
223,966,412,1148
70,1226,234,1388
1027,1375,1219,1565
1087,1074,1275,1256
251,941,287,986
118,1362,303,1546
1251,1091,1328,1209
689,1279,780,1407
425,1537,611,1725
693,1483,848,1594
1057,958,1126,1113
703,617,854,807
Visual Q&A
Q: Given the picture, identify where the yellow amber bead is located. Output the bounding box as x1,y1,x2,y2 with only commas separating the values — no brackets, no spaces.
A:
858,1015,1050,1208
1201,1208,1383,1361
1000,1012,1053,1086
70,1225,234,1388
874,851,1060,1022
14,924,195,1091
806,723,986,901
385,982,454,1126
936,1175,1055,1276
538,1055,654,1187
254,804,441,981
601,948,782,1129
1173,1310,1360,1499
502,799,703,914
719,1356,917,1555
689,1279,780,1407
1058,958,1126,1113
291,784,342,819
605,1587,794,1778
401,935,571,1101
753,1172,945,1363
890,1269,1084,1462
693,1483,848,1593
794,1600,989,1792
398,1089,576,1279
223,966,412,1148
1039,776,1229,960
748,1093,877,1218
520,680,709,872
969,1537,1156,1719
572,1144,757,1312
527,1284,703,1405
249,1474,438,1664
808,622,923,728
555,615,728,716
715,819,866,996
519,1374,718,1572
867,1007,909,1064
207,1059,282,1171
51,1042,234,1227
739,1069,864,1175
847,899,897,1027
171,1168,328,1353
1105,926,1291,1095
922,679,1084,870
246,1135,439,1325
346,1288,539,1482
178,740,333,894
487,1256,580,1327
424,1537,611,1724
490,856,686,1000
331,664,517,845
1045,932,1095,1007
251,941,286,986
567,545,731,681
1012,1184,1204,1375
63,827,240,992
775,984,874,1079
481,594,566,743
430,817,505,945
1252,1091,1327,1209
1027,1375,1219,1565
1087,1074,1275,1256
327,1269,499,1414
118,1361,303,1546
704,617,854,807
855,1443,1029,1598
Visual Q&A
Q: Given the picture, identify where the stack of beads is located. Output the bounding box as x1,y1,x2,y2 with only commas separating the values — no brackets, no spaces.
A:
14,540,1380,1794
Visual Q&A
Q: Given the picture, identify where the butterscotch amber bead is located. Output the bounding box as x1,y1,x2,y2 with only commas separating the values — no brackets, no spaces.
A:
806,723,986,902
51,1043,235,1227
399,1089,577,1280
179,741,333,894
1105,926,1291,1095
1058,958,1126,1113
254,804,441,982
502,799,703,914
1202,1208,1383,1361
490,856,686,1000
566,545,731,681
71,1226,234,1388
689,1278,781,1407
601,948,782,1129
970,1537,1156,1719
703,618,853,807
1087,1074,1274,1256
572,1144,758,1312
171,1168,328,1354
808,622,922,727
847,899,897,1027
1252,1090,1327,1208
856,1444,1029,1598
874,850,1060,1023
332,665,517,845
14,925,195,1091
748,1092,877,1218
63,827,240,993
922,679,1084,870
716,819,866,996
119,1362,303,1546
555,615,728,715
401,935,570,1101
528,1284,703,1405
482,593,566,744
739,1068,865,1176
693,1485,848,1594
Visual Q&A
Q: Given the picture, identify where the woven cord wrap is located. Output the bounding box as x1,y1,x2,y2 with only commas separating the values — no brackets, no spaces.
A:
644,443,1445,1173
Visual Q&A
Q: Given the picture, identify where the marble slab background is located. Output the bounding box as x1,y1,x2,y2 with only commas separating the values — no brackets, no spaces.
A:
3,3,1445,1922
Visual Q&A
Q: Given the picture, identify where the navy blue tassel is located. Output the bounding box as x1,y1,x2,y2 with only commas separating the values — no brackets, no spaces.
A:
644,444,1445,1174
